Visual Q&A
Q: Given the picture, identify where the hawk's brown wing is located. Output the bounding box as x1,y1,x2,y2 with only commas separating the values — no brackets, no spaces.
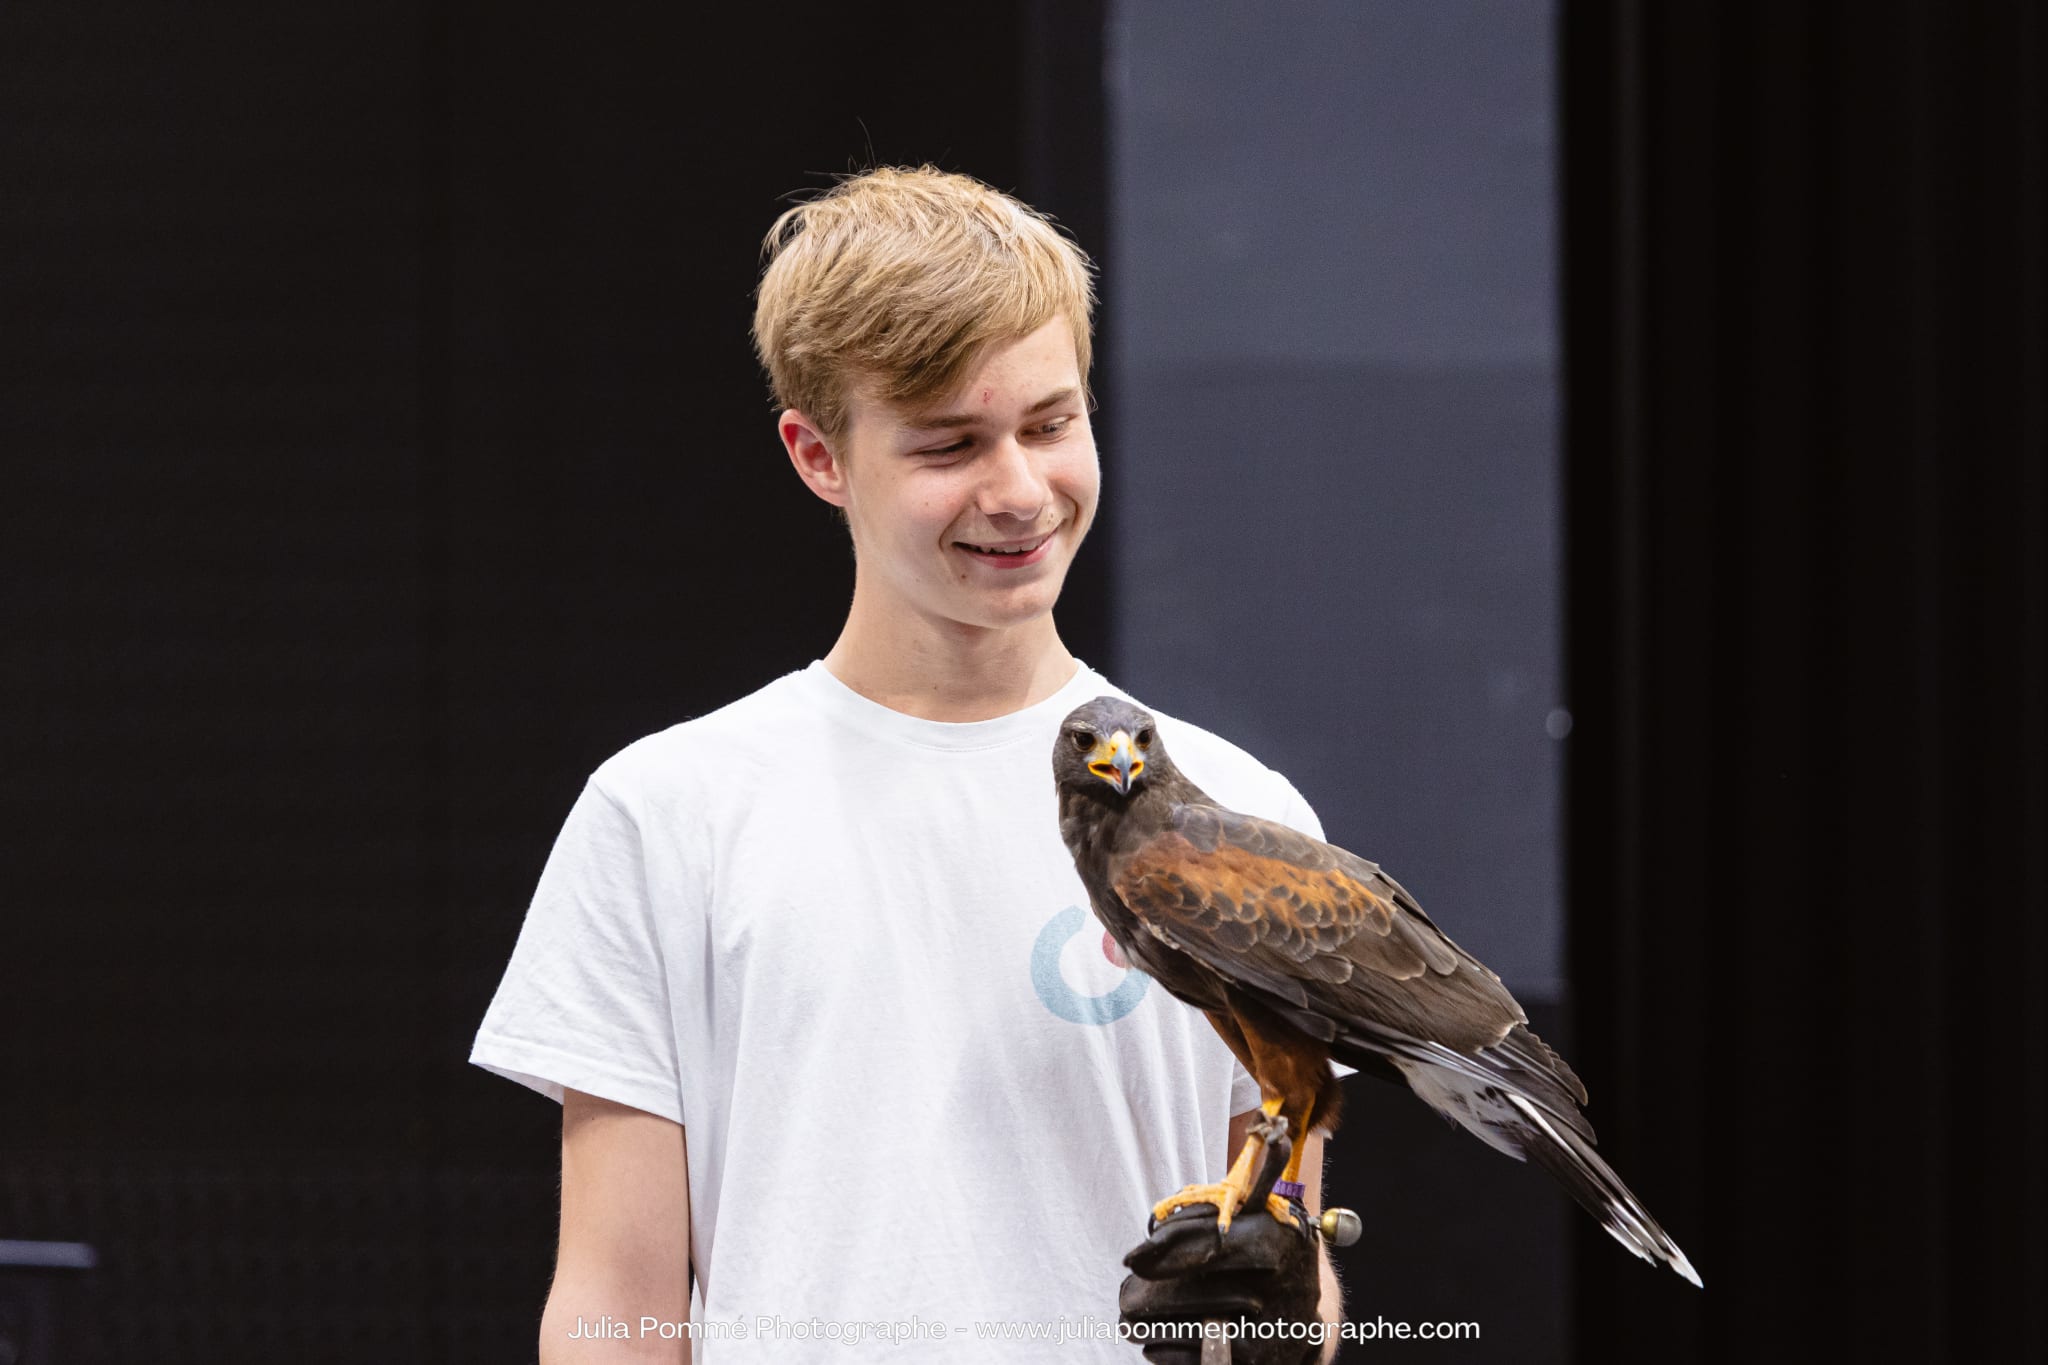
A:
1109,801,1541,1058
1105,796,1694,1280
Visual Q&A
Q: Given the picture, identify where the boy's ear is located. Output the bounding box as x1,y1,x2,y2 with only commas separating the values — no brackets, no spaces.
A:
781,409,849,507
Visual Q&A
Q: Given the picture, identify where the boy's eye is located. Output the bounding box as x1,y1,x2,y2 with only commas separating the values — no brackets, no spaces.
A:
920,418,1071,458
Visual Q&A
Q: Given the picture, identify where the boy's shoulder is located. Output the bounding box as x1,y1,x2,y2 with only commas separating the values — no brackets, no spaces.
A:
585,666,818,805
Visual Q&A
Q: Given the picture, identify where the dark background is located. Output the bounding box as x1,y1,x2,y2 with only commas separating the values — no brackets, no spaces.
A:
3,2,2043,1363
1564,3,2044,1361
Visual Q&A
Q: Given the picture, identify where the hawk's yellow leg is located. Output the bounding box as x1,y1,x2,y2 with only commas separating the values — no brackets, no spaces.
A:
1151,1113,1270,1233
1151,1095,1314,1233
1264,1094,1319,1230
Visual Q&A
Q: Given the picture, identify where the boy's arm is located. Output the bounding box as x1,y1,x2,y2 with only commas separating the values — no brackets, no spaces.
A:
1228,1107,1345,1363
541,1089,694,1363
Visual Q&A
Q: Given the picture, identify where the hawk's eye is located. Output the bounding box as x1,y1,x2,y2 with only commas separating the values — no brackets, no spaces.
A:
1136,727,1154,748
1069,729,1095,752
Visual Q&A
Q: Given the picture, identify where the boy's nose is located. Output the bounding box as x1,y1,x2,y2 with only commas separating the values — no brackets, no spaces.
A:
978,437,1052,520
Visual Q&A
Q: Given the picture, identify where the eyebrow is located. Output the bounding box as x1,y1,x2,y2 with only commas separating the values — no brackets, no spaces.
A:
904,387,1079,432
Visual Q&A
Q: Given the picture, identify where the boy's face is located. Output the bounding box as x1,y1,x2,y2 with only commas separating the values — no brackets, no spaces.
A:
783,317,1100,637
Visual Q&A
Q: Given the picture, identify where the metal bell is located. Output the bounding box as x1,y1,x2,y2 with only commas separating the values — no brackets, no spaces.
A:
1319,1207,1362,1247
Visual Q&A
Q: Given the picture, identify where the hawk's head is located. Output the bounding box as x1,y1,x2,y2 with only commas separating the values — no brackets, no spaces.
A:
1054,696,1167,800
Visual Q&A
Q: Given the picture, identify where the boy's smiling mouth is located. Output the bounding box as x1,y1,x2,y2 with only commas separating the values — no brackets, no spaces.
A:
956,531,1054,557
951,529,1059,569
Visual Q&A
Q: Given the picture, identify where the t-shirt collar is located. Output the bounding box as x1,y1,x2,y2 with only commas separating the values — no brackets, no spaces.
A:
798,657,1115,752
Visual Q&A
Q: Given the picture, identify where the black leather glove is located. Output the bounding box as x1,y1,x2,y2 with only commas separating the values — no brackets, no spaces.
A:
1118,1120,1328,1365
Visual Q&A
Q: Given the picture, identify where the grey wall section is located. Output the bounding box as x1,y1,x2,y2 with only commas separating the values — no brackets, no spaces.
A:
1107,7,1570,1357
1107,0,1562,998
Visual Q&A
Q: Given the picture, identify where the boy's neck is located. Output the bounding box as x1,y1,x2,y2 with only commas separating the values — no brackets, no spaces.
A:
821,607,1080,723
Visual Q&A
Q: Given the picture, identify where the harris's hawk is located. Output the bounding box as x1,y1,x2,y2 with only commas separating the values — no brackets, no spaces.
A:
1054,696,1701,1286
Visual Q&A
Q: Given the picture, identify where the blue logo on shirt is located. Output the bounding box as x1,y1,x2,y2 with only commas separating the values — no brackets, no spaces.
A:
1031,905,1150,1024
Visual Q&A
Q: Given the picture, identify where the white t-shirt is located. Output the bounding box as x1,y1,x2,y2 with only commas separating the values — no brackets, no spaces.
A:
471,659,1327,1361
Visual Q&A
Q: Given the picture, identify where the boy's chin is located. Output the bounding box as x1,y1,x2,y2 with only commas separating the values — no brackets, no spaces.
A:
948,586,1064,632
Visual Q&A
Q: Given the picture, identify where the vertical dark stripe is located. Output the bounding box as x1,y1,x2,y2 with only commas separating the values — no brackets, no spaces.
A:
415,0,452,1349
2020,3,2048,1354
1610,0,1647,1153
1560,0,1627,1350
1902,3,1948,1358
2006,3,2048,1351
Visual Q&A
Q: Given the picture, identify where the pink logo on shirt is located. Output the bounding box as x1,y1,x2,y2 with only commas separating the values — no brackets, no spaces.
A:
1031,906,1149,1024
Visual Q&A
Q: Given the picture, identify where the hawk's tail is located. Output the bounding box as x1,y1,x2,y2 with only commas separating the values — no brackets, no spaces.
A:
1506,1088,1703,1287
1342,1024,1703,1288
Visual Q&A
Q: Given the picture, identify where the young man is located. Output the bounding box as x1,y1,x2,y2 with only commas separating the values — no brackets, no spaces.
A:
472,166,1344,1362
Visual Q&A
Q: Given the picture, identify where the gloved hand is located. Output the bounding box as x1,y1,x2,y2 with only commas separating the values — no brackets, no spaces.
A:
1117,1119,1329,1365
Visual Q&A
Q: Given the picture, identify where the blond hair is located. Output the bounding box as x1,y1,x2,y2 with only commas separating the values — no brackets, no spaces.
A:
751,165,1098,444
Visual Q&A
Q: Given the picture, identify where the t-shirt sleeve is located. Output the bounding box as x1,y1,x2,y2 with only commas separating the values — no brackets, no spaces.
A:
1272,771,1326,842
1228,1061,1264,1116
469,776,686,1125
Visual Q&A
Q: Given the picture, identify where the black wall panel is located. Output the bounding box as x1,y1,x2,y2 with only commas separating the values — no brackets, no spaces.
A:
2,3,1099,1358
1563,2,2046,1359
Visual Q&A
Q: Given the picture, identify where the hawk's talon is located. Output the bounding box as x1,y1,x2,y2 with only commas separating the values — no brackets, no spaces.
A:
1266,1192,1303,1229
1151,1181,1242,1232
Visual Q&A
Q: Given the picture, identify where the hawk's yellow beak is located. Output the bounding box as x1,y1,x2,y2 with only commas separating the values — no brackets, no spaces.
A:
1088,730,1143,795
